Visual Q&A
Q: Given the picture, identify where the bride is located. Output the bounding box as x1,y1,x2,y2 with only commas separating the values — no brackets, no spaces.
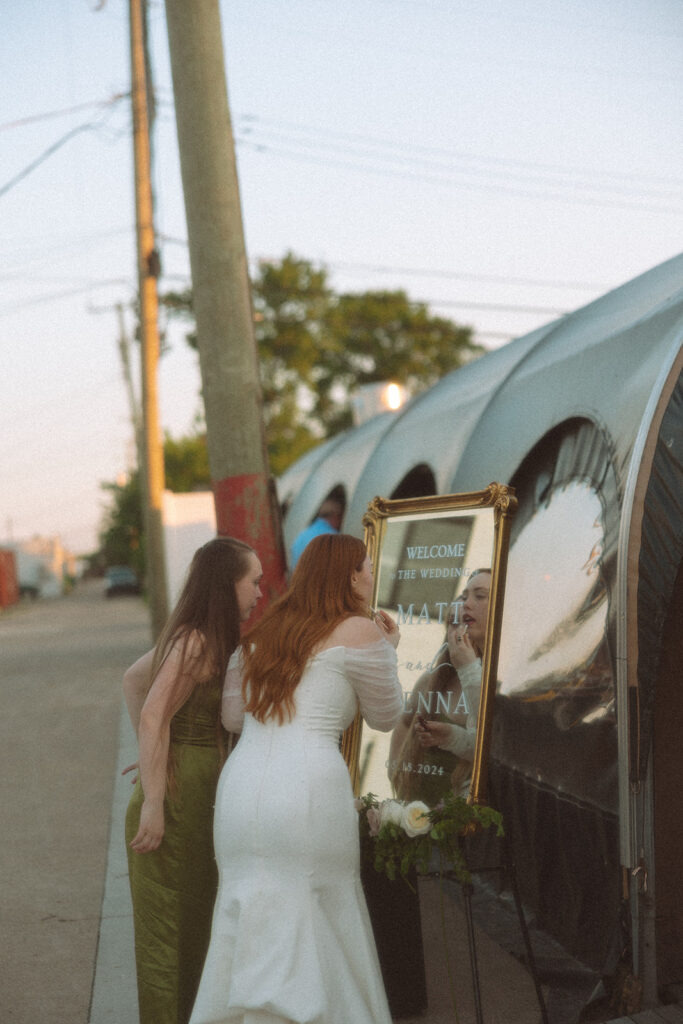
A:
190,533,402,1024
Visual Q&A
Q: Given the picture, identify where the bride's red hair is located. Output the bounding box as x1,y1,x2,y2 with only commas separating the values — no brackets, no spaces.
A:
242,533,369,723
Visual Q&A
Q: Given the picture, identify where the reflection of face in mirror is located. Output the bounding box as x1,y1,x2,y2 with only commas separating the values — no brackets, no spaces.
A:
451,572,491,653
388,569,491,805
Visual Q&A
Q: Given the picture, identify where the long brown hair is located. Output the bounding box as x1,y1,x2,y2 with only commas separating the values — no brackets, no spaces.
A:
243,533,368,723
152,536,254,712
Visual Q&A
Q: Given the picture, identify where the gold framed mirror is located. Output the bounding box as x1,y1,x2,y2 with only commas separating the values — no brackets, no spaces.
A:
343,482,516,806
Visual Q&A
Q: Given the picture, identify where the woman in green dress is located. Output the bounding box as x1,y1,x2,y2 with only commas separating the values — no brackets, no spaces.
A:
123,536,264,1024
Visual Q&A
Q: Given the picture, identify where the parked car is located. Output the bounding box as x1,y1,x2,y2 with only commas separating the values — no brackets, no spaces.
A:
104,565,141,597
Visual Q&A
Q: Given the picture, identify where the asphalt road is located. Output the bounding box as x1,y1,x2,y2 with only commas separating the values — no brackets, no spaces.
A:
0,581,150,1024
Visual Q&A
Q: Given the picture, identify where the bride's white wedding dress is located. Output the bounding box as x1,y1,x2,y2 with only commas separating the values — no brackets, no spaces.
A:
189,639,403,1024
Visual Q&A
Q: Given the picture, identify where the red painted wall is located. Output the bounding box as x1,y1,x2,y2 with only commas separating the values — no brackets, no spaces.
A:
0,549,19,609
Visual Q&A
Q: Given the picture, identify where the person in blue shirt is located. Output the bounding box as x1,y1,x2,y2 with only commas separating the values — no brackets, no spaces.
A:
289,497,344,569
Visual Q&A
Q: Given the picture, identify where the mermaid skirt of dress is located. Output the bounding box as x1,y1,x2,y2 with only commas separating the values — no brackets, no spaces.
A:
190,719,392,1024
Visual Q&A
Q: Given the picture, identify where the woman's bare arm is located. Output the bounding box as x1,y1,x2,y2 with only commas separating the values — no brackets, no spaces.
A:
128,638,201,854
122,649,155,735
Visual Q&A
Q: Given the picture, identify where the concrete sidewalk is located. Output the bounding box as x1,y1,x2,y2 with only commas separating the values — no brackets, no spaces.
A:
89,703,139,1024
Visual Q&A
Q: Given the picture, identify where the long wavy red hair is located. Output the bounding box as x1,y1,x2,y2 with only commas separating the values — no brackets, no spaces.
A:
242,533,369,722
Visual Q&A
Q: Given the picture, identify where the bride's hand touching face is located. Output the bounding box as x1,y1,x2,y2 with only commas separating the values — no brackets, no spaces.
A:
373,609,400,648
351,553,400,645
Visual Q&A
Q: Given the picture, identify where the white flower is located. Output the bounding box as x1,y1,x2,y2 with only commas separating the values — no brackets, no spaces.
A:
401,801,431,837
379,799,404,827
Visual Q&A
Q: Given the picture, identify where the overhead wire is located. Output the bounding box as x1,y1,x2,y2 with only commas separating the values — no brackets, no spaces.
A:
0,93,128,200
159,236,609,293
153,93,683,191
0,280,133,316
0,123,96,200
0,95,128,133
155,256,569,316
2,94,669,325
233,130,682,215
235,113,683,191
337,0,683,41
282,256,609,293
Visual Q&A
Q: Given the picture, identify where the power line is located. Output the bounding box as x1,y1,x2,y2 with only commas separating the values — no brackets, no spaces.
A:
0,226,133,278
430,298,568,316
328,0,683,42
158,238,609,293
236,114,683,192
0,246,583,319
0,124,95,200
0,95,128,133
0,279,132,316
155,260,568,316
311,257,608,293
0,282,571,322
154,98,683,190
235,132,683,215
0,96,127,201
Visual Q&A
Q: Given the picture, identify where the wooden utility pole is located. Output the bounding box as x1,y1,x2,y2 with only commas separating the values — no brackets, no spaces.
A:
163,0,286,603
129,0,168,637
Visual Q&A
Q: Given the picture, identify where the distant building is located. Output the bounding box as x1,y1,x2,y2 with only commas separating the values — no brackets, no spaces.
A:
5,535,75,599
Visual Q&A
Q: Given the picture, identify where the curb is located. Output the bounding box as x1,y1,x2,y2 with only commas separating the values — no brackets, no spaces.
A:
89,703,139,1024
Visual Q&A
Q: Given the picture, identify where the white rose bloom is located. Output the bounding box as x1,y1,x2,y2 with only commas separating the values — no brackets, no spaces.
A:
401,801,431,837
379,800,404,827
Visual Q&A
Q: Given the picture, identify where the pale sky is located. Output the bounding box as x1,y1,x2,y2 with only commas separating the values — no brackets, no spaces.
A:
1,0,681,553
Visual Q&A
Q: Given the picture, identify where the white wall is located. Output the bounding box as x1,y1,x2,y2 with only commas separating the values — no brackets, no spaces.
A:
162,491,216,609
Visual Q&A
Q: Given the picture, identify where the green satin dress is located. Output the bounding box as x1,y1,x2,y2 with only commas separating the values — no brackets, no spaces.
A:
125,680,228,1024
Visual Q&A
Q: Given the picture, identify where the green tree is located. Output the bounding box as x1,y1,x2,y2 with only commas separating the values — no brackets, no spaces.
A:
99,473,145,577
163,432,211,492
162,253,482,474
319,288,477,435
252,255,333,472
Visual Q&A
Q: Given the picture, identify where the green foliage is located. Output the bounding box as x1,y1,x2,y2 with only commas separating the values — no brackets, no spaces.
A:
358,791,504,888
320,288,478,435
252,254,333,474
161,252,483,474
99,474,145,578
163,432,211,491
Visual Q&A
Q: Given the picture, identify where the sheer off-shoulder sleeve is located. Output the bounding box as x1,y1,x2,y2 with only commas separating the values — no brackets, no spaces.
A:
344,640,403,732
222,648,245,734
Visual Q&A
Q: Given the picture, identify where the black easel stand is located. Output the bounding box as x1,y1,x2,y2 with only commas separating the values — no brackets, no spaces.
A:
433,834,549,1024
500,836,549,1024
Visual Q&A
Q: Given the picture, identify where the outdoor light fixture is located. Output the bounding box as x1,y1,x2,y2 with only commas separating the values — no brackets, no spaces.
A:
352,381,407,425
